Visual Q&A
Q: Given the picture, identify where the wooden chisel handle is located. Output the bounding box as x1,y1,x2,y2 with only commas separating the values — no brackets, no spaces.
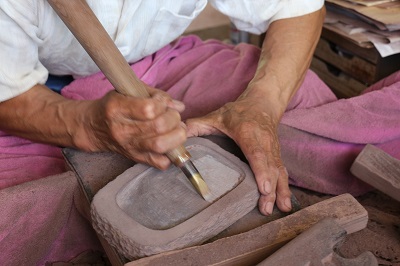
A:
47,0,148,98
47,0,191,166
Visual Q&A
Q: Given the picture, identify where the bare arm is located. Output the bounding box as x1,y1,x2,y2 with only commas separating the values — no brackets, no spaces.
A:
248,7,326,116
187,7,326,215
0,84,88,147
0,83,186,169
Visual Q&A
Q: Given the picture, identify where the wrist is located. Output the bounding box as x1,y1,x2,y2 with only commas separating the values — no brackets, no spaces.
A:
240,81,288,120
68,100,100,152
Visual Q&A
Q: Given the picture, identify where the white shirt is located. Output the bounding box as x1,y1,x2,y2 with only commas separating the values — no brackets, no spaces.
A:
0,0,323,102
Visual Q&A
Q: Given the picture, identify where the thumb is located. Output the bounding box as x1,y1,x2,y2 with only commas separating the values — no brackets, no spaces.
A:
185,116,223,137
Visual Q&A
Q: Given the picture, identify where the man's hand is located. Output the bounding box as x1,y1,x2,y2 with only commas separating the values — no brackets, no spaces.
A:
186,93,292,215
77,88,187,170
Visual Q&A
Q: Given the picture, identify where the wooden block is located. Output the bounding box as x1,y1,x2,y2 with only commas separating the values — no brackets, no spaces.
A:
127,194,368,266
91,137,259,260
258,218,377,266
350,144,400,202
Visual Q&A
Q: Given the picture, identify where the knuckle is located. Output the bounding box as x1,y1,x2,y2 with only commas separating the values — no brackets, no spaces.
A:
103,98,119,120
150,138,167,154
267,193,277,201
153,110,182,134
141,100,157,119
152,116,168,134
176,126,187,141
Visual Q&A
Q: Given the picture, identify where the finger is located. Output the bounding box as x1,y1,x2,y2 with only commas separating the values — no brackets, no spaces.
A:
275,167,292,212
236,130,279,195
168,99,185,113
143,108,183,137
133,124,187,154
147,88,185,113
129,151,172,170
247,149,279,215
258,194,276,216
106,108,183,151
234,128,280,215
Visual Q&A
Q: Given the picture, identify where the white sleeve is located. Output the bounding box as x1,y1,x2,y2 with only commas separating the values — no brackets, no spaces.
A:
0,2,48,102
209,0,325,34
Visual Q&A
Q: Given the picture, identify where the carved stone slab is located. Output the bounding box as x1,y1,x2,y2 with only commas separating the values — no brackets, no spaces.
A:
91,137,259,259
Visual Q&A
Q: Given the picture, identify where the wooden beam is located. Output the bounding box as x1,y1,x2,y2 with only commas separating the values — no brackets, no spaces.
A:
351,144,400,202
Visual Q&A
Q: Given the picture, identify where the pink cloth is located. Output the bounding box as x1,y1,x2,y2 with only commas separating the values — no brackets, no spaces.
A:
1,35,400,264
62,36,260,120
280,70,400,195
0,172,102,265
0,132,65,189
62,35,400,196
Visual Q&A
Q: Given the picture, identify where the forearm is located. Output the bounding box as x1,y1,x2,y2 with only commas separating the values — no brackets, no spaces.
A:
0,83,188,169
0,84,91,148
245,7,325,118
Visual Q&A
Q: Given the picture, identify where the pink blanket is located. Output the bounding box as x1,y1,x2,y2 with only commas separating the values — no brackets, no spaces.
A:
62,35,400,196
0,172,102,265
1,35,399,264
280,70,400,195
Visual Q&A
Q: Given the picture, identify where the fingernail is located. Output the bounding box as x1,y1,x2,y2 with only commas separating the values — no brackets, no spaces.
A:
284,197,292,210
180,121,187,130
172,99,185,109
264,181,271,194
172,99,184,105
153,93,165,101
265,202,274,215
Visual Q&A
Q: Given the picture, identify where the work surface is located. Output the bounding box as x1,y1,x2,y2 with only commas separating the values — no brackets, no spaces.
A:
63,136,400,266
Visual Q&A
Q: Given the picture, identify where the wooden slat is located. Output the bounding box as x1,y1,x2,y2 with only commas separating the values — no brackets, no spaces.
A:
350,144,400,202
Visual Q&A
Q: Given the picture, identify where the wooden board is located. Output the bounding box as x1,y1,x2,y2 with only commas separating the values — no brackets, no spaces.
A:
350,144,400,202
127,194,368,266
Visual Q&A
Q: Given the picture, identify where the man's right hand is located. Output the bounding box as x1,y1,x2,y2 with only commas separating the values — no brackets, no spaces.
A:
78,88,187,169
